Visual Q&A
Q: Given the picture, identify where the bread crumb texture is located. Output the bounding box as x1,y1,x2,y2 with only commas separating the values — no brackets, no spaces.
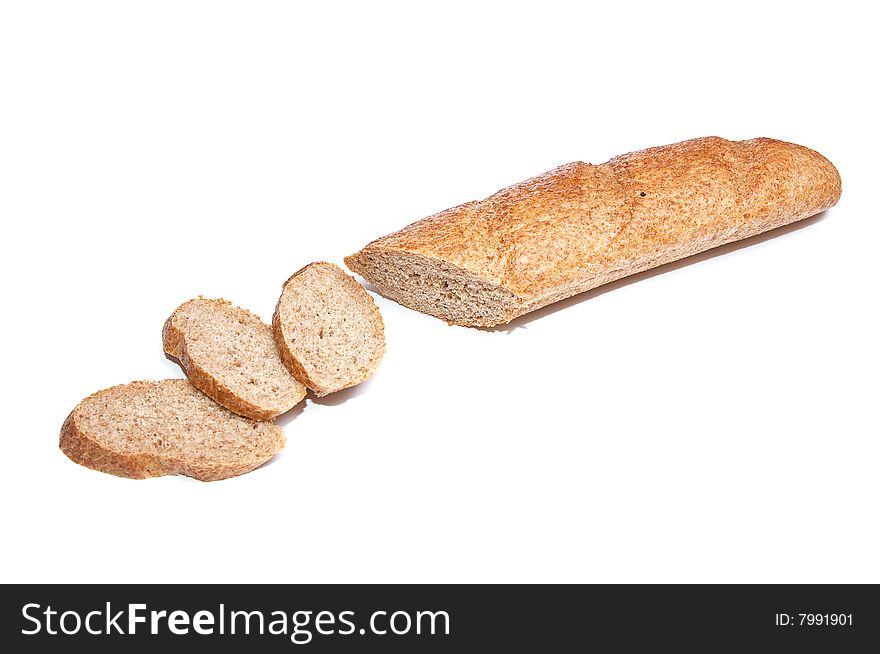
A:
60,380,286,481
163,298,306,420
273,262,385,396
345,137,842,327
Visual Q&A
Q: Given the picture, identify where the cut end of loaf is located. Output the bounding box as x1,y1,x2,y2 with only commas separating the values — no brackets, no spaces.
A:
345,249,523,328
273,262,385,395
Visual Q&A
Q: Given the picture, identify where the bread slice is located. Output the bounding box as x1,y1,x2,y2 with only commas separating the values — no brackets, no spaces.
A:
272,262,385,396
60,380,286,481
163,298,306,420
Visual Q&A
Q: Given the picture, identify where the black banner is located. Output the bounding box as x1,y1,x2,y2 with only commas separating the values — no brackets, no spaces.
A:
2,584,877,651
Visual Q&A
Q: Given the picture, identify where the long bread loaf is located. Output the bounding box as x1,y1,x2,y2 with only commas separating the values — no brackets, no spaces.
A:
345,137,841,327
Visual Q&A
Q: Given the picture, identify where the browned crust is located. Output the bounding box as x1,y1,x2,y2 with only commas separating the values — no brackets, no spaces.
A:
345,137,842,327
273,261,385,396
59,381,285,482
163,298,306,420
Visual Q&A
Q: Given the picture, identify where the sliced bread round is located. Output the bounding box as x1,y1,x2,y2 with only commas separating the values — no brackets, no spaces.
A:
60,380,286,481
272,262,385,396
163,298,307,420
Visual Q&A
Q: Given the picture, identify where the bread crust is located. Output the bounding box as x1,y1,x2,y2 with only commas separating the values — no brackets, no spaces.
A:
163,298,306,420
59,381,285,481
272,262,385,396
346,137,842,327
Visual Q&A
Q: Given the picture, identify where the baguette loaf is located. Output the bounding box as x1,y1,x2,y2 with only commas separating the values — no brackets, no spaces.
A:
60,380,286,481
345,137,841,327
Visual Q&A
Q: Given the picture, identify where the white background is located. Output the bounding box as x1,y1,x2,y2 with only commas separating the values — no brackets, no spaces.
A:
1,1,876,583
